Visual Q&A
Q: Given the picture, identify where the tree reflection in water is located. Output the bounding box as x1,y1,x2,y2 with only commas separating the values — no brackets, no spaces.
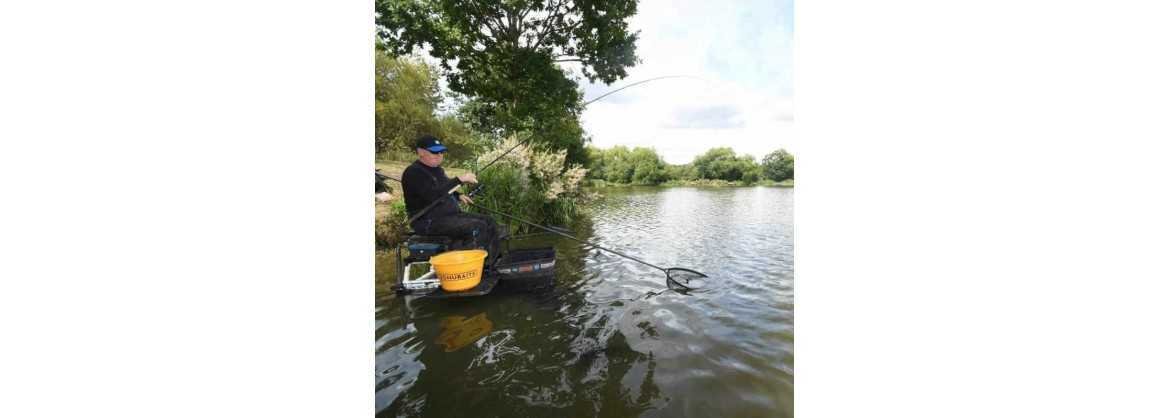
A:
376,224,670,418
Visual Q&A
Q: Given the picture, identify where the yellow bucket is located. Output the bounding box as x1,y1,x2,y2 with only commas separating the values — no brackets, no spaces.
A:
430,249,488,292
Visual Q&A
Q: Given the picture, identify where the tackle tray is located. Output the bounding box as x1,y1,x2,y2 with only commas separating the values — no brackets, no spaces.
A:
495,247,556,288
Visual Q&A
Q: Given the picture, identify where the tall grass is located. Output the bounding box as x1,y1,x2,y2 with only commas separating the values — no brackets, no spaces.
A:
470,136,591,233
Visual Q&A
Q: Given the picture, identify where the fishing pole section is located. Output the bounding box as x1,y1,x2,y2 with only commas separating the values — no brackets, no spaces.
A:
385,75,712,290
402,132,533,226
392,74,701,224
382,171,710,292
467,198,708,292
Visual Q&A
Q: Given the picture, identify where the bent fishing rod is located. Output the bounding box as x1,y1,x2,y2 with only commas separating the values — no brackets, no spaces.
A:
401,75,702,226
467,77,701,174
477,76,700,172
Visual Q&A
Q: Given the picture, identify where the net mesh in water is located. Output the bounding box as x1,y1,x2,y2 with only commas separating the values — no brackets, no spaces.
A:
665,268,709,293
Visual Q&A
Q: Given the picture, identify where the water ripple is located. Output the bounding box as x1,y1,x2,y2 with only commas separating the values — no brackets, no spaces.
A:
376,187,794,418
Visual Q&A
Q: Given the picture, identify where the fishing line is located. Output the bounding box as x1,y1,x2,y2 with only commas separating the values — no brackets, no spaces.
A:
382,74,706,184
582,75,708,106
384,75,714,288
468,202,708,291
474,75,705,175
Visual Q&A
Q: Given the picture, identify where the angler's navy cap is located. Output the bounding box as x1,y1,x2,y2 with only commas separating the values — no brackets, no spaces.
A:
415,134,447,153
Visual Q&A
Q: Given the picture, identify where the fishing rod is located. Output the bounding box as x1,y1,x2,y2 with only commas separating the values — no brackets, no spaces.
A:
582,75,701,106
472,76,703,175
475,133,532,174
401,75,704,229
468,202,708,291
405,179,473,225
477,74,702,173
378,131,531,188
400,142,521,225
479,75,697,167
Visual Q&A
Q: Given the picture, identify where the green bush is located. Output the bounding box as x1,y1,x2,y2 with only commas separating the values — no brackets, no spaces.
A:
375,51,440,157
741,162,762,183
374,200,408,250
374,49,480,162
661,178,742,187
664,163,698,181
692,147,761,182
470,136,591,233
585,145,668,185
572,145,785,186
762,149,795,181
629,147,667,184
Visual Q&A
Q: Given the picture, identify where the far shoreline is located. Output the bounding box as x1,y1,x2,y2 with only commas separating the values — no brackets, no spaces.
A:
586,179,794,188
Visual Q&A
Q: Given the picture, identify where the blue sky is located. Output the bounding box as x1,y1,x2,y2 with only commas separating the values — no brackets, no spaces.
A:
576,0,795,164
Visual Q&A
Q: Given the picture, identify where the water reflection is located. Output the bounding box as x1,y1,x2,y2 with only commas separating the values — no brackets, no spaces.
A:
377,237,670,417
436,313,493,352
376,187,794,418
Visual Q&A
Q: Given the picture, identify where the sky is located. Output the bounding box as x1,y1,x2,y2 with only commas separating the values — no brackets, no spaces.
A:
574,0,794,164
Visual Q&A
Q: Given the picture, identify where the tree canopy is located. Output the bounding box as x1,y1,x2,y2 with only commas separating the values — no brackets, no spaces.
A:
583,145,791,185
585,145,666,184
761,149,795,181
375,51,442,156
375,49,480,161
692,147,760,182
376,0,641,163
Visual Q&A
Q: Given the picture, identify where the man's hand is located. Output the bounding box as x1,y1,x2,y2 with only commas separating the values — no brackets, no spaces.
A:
458,194,474,205
457,173,478,184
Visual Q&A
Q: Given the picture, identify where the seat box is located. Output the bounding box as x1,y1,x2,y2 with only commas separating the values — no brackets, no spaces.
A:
495,247,556,289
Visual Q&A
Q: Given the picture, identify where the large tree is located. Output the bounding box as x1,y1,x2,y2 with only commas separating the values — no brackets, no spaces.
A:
692,147,760,182
374,50,442,156
375,48,480,160
376,0,640,163
761,149,795,181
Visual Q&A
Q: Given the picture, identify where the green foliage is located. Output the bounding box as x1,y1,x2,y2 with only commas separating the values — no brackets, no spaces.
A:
585,146,606,177
434,113,490,163
376,0,641,165
461,96,591,165
661,178,742,187
602,146,631,182
582,145,783,186
664,163,698,181
470,136,592,233
375,200,409,250
629,147,667,184
691,147,760,182
741,161,762,183
584,145,667,184
374,51,441,157
374,49,481,162
761,149,795,181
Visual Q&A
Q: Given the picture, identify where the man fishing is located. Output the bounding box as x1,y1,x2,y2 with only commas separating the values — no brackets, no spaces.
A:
401,134,501,266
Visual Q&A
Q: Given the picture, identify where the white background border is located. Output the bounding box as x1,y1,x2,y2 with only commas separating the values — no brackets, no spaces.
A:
3,1,1169,417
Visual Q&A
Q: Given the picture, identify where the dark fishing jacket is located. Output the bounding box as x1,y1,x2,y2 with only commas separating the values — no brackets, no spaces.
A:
401,160,463,229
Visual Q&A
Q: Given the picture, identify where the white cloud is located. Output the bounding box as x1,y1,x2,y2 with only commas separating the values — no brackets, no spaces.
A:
661,104,745,129
579,0,795,164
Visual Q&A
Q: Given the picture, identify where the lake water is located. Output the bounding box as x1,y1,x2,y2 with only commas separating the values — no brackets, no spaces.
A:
375,186,794,417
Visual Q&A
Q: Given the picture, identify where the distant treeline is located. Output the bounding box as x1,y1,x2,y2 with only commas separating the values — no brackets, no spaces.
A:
375,53,795,187
585,146,794,186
